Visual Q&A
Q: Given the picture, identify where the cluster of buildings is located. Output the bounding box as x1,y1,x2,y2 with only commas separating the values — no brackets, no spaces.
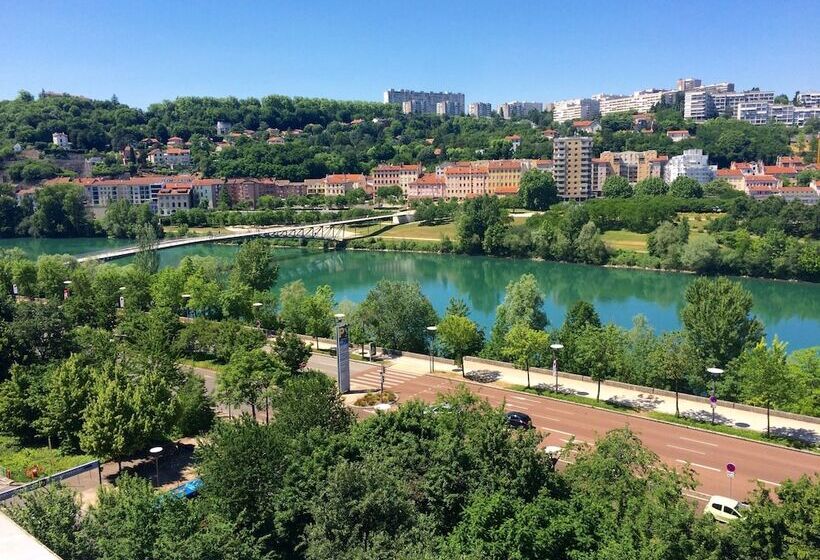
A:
685,89,820,126
384,89,465,116
716,157,818,203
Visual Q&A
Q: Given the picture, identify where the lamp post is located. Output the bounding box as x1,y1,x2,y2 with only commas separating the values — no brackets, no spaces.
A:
550,343,564,392
181,293,191,320
706,367,724,425
253,302,263,332
62,280,72,300
118,286,126,310
149,446,163,487
426,326,438,373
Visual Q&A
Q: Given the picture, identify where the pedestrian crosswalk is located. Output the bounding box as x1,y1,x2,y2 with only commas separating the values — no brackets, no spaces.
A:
351,367,422,390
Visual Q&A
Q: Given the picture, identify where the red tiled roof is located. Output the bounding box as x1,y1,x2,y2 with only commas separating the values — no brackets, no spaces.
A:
763,165,798,176
158,183,192,194
717,169,744,177
374,164,421,172
504,134,521,141
411,174,445,185
165,148,190,155
444,165,488,175
495,186,520,194
649,156,669,162
572,120,593,127
745,175,778,184
325,174,366,184
488,160,522,170
666,130,689,136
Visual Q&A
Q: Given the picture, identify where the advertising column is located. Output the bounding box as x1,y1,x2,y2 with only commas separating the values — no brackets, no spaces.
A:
336,322,350,393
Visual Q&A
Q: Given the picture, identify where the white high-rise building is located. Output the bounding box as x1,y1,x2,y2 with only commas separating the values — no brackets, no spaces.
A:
468,102,492,117
684,91,715,121
498,101,544,120
599,89,676,115
796,92,820,107
552,98,600,122
664,149,716,184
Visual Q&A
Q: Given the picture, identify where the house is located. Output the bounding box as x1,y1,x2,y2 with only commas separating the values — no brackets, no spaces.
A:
148,148,192,168
406,174,446,199
156,183,193,216
323,174,368,197
488,160,524,195
633,113,656,131
776,155,805,169
167,136,185,147
370,164,422,193
504,134,522,152
666,130,690,143
763,165,800,182
542,129,558,139
716,168,746,190
52,132,70,149
267,136,285,145
572,120,601,133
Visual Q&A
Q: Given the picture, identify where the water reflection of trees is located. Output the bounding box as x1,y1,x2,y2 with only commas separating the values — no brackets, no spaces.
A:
182,246,816,347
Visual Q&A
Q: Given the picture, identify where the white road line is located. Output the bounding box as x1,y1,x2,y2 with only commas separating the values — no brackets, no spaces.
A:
679,436,718,447
560,437,584,444
666,444,706,455
542,427,575,437
676,459,721,472
757,479,782,487
683,491,709,502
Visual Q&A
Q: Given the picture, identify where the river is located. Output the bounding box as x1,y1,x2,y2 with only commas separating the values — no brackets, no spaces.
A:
2,237,818,351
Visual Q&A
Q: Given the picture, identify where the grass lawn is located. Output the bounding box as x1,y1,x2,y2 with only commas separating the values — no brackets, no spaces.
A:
678,212,722,233
601,230,648,252
0,437,94,482
377,221,458,241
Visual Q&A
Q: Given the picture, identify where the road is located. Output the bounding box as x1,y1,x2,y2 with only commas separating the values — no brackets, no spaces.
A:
191,354,820,502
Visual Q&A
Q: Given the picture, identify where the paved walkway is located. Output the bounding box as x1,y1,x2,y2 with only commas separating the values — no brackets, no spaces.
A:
378,354,819,443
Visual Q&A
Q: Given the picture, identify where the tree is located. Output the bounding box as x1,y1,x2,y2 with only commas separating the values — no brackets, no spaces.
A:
444,297,470,318
219,348,283,420
574,324,625,400
634,176,668,197
680,235,720,272
575,220,608,264
518,169,558,210
437,314,483,371
735,338,794,436
602,175,633,198
272,330,312,375
647,220,689,268
278,280,309,334
681,277,765,369
669,176,703,198
357,280,438,353
40,355,95,453
655,332,692,417
79,370,137,470
174,374,215,437
232,239,278,291
487,273,547,355
456,195,509,254
133,222,160,275
304,285,335,347
502,323,550,388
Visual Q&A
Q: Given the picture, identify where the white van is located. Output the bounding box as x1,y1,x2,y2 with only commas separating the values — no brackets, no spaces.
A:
704,495,749,523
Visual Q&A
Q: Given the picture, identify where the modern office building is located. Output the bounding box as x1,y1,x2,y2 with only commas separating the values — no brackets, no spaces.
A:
384,89,464,115
664,149,716,184
552,98,600,122
553,136,594,200
468,102,492,117
498,101,544,120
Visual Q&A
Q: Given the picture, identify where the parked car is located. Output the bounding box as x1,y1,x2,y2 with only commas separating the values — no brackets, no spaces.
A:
704,495,749,523
505,411,532,429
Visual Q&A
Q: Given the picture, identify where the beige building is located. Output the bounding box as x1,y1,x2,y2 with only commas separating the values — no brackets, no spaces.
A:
553,137,593,200
407,174,446,199
487,160,524,195
156,183,193,216
322,174,368,197
370,164,422,193
443,165,489,199
598,150,666,184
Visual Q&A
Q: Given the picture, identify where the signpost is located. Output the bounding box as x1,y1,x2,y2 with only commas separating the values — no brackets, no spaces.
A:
709,395,718,424
726,463,736,498
380,364,385,397
12,283,18,296
336,321,351,394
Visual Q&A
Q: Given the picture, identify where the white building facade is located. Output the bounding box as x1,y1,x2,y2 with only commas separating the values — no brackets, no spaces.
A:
664,149,717,184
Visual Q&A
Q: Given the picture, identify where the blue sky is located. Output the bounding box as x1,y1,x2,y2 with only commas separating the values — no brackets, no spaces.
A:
1,0,818,108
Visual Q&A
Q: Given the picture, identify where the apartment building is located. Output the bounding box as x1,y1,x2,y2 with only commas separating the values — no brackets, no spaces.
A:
384,89,464,115
370,164,422,193
664,149,716,184
685,90,774,120
552,98,600,123
156,183,193,216
147,148,192,167
487,160,524,195
52,132,70,149
736,102,772,125
684,91,716,121
598,150,665,184
322,174,368,196
443,164,489,199
599,89,675,115
553,136,593,200
796,92,820,107
468,102,492,117
676,78,702,91
436,101,462,116
406,174,446,199
498,101,543,120
667,130,691,142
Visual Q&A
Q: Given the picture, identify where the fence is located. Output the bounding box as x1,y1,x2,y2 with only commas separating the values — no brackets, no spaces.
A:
0,460,101,503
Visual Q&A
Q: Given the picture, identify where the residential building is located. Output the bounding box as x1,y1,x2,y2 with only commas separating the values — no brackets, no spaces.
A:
776,155,806,168
667,130,691,142
443,164,489,199
572,120,601,134
216,121,232,136
598,150,665,184
633,113,655,131
225,178,308,206
552,98,600,122
156,183,193,216
191,178,224,208
406,174,446,199
80,176,167,209
599,89,675,115
716,168,746,190
504,135,521,152
797,91,820,107
542,129,558,139
52,132,70,149
498,101,543,120
684,91,715,121
553,136,593,200
763,165,799,182
713,90,774,116
528,159,555,174
370,163,422,193
323,174,367,196
591,158,610,196
664,149,716,184
778,186,818,204
736,102,771,125
148,147,192,167
794,106,820,126
676,78,702,91
436,101,462,116
468,102,492,117
487,160,524,195
384,89,464,115
167,136,185,147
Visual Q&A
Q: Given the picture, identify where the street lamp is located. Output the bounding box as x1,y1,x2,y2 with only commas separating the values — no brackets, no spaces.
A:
118,286,126,310
550,343,564,392
253,302,263,331
426,326,438,373
62,280,72,300
149,446,163,487
706,367,724,425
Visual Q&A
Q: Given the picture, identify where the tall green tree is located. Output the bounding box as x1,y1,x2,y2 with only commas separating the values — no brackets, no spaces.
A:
735,337,794,436
502,322,550,388
602,175,633,198
357,280,438,353
486,273,547,356
437,314,483,371
518,169,558,210
133,222,160,275
573,324,626,400
231,239,278,291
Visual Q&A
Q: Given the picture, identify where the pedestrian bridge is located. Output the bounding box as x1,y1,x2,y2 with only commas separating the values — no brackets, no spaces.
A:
77,211,412,262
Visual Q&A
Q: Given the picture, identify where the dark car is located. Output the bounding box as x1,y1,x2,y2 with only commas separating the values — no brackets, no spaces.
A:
505,411,532,429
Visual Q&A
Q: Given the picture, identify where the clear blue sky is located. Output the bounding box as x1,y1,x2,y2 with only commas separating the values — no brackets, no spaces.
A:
1,0,818,108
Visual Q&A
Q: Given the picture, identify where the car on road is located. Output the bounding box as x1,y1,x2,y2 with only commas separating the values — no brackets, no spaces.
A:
505,411,532,429
704,495,749,523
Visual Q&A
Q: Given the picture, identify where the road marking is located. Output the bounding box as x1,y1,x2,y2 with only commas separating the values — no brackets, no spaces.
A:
676,459,721,472
683,491,709,502
679,436,718,447
560,437,584,444
666,444,706,455
542,427,575,437
757,479,782,487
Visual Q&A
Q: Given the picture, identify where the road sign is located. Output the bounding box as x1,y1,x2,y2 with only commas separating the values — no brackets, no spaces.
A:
726,462,736,473
12,284,18,295
727,471,735,479
709,395,717,408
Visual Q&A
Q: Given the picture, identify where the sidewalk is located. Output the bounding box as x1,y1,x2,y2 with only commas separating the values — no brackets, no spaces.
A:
385,353,819,444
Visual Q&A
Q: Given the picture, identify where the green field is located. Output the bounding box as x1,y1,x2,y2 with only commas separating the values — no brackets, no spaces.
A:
0,437,94,482
601,230,649,252
377,221,457,241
